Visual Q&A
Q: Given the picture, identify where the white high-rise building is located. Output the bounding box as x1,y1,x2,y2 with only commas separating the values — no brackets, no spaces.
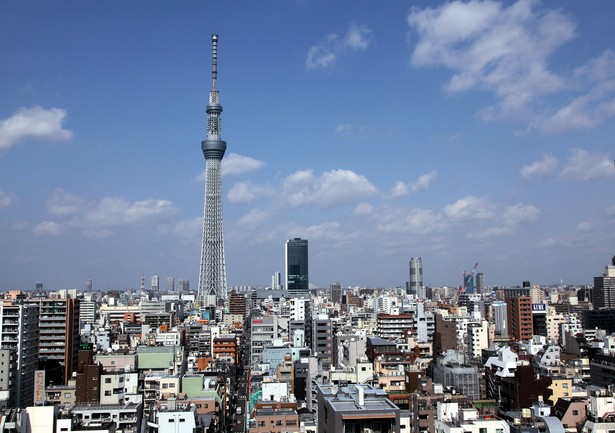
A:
409,257,423,298
151,275,159,291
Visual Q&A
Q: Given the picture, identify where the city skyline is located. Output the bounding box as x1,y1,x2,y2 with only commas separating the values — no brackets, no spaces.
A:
1,1,614,291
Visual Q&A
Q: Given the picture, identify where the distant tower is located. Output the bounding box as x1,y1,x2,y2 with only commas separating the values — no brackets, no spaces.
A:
285,238,309,298
85,279,92,292
475,272,485,294
271,272,282,290
167,276,175,291
198,34,228,307
409,257,423,297
140,274,145,291
151,275,159,291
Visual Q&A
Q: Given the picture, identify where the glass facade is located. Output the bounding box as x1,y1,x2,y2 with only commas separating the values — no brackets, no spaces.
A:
285,238,309,298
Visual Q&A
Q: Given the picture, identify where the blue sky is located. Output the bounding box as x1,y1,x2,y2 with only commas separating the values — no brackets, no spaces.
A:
1,1,614,291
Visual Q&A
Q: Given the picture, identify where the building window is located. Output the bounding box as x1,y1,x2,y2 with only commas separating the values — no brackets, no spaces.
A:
573,410,579,416
105,378,111,383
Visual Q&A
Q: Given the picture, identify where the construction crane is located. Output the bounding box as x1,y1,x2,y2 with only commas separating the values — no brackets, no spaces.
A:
458,262,479,293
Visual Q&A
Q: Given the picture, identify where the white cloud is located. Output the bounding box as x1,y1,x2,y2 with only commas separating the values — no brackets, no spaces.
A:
411,171,438,192
0,188,15,209
172,218,202,243
520,154,558,179
544,50,615,131
283,169,376,208
354,202,374,216
227,182,271,204
38,190,178,238
468,226,512,240
502,203,539,225
195,153,265,183
377,208,443,234
408,0,574,121
306,23,373,71
0,106,73,151
287,222,343,241
76,197,177,228
344,23,372,49
560,148,614,181
444,195,495,219
576,221,593,233
335,124,353,133
389,171,438,198
389,181,409,199
33,221,64,236
222,153,265,177
238,208,269,227
467,202,538,240
47,188,86,216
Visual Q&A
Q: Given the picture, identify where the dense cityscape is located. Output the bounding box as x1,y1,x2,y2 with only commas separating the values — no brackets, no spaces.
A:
2,2,615,433
1,247,615,433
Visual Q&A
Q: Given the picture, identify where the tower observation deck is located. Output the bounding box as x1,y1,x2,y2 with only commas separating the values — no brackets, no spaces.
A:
198,34,227,307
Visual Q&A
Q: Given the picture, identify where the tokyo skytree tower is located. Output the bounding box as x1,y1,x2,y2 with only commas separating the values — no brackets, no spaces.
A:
198,34,227,307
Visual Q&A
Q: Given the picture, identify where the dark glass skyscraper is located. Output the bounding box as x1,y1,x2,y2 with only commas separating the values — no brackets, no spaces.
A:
285,238,309,298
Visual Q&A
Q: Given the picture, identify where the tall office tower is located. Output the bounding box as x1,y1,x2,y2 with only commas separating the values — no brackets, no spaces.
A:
178,279,190,291
506,296,533,342
32,297,81,385
285,238,309,298
271,272,282,290
167,276,175,291
151,275,159,291
85,279,92,292
593,256,615,309
0,303,39,408
330,282,342,304
475,272,485,294
408,257,423,297
198,34,228,308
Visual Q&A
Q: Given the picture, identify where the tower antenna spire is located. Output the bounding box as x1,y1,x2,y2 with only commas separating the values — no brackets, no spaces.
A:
211,34,218,89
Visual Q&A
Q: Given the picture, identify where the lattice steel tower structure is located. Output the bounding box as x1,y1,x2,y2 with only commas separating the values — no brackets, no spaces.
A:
198,34,227,307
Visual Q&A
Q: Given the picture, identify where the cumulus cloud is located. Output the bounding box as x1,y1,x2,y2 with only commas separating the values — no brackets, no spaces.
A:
544,50,615,131
283,169,377,208
238,208,269,227
408,0,574,121
195,153,265,183
35,190,178,238
468,202,538,240
0,188,15,209
0,106,73,151
222,153,265,177
47,188,86,216
306,23,372,71
377,208,443,235
227,182,271,204
172,218,202,243
520,154,558,179
576,221,593,233
560,148,615,181
444,195,495,219
354,202,374,216
389,172,438,198
33,221,64,236
287,222,343,241
502,203,539,225
75,197,177,228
